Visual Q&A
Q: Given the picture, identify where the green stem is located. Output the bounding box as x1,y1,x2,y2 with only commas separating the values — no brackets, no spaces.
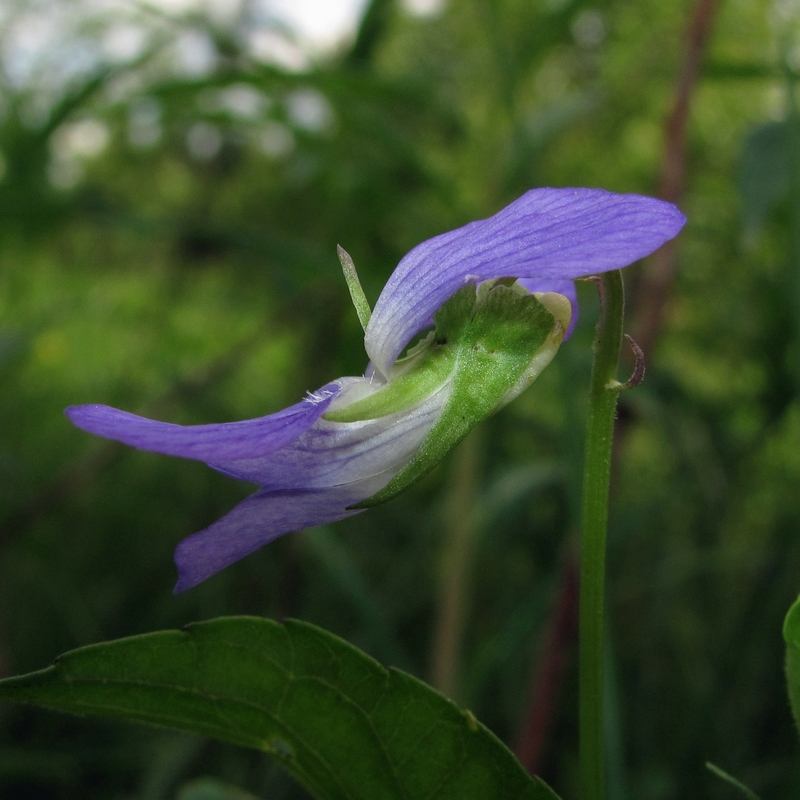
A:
430,429,482,699
580,270,625,800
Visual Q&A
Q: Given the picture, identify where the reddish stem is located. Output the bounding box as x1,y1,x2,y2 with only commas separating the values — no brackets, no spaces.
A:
631,0,719,356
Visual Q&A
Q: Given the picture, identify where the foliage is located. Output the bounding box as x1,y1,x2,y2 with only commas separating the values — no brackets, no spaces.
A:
0,617,559,800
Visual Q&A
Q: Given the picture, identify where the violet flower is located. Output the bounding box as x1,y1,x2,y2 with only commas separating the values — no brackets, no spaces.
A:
66,188,685,591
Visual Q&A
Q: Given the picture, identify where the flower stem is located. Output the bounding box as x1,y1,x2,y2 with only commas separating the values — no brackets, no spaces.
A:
580,269,625,800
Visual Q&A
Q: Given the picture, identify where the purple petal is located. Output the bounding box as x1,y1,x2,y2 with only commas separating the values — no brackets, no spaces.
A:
65,382,341,462
516,277,579,338
173,482,376,592
172,378,451,591
365,188,686,375
209,377,448,488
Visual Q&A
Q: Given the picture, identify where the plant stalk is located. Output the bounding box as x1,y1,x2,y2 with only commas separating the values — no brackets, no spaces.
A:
579,270,625,800
430,429,482,699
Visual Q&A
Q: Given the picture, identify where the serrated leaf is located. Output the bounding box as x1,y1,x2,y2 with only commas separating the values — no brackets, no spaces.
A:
0,617,561,800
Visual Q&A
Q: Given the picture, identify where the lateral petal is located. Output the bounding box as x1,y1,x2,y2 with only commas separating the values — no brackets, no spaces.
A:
210,377,449,488
64,382,341,462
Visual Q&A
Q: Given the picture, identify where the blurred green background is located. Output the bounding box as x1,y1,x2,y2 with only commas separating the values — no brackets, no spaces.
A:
1,0,799,797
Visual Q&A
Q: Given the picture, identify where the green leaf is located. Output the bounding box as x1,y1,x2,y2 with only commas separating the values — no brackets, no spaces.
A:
783,593,800,737
0,617,561,800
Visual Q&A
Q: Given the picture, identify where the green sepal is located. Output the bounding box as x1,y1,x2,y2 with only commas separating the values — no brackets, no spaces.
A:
323,340,455,423
353,283,558,508
323,287,474,424
338,245,372,331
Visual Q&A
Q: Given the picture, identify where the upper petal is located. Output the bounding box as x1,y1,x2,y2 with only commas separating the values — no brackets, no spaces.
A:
365,188,686,375
64,381,342,462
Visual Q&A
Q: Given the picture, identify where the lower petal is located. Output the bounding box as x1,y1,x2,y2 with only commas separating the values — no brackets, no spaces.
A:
172,478,387,592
